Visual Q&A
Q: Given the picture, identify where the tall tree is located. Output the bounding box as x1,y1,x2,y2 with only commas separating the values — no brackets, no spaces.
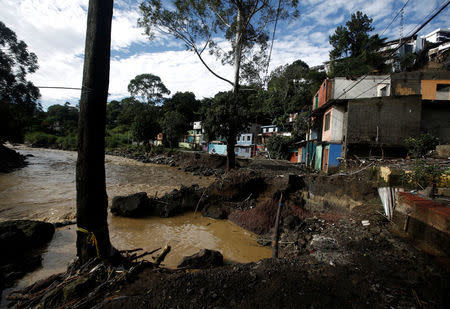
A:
328,11,385,76
0,21,40,143
76,0,115,262
138,0,299,169
127,73,170,104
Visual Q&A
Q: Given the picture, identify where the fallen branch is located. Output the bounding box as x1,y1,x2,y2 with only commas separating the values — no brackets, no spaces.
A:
133,247,162,261
155,245,171,267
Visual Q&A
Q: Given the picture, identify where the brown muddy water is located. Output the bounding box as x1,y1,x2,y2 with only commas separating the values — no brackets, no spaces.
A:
0,147,271,293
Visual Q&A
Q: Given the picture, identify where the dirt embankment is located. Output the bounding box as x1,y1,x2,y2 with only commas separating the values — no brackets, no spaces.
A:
6,158,450,308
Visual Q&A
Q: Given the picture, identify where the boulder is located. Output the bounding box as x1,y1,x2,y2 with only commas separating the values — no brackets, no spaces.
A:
0,220,55,264
111,192,150,217
283,215,300,230
152,185,202,218
177,249,223,269
201,204,228,219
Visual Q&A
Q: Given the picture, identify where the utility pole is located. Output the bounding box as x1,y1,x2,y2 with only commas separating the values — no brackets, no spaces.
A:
76,0,114,261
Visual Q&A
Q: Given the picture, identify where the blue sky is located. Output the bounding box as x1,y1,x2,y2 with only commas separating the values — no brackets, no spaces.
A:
1,0,448,109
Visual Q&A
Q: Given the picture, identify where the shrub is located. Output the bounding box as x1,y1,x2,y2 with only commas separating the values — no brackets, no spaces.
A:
105,133,129,149
404,134,439,158
25,132,58,147
57,134,77,150
403,159,445,190
266,135,293,160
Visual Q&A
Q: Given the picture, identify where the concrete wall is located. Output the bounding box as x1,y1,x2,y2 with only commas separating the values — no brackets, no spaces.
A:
421,102,450,143
346,95,422,146
422,80,450,100
332,76,390,100
208,144,227,155
322,106,344,143
391,71,450,97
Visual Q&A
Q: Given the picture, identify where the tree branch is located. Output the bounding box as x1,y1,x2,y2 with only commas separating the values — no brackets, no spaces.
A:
193,47,234,87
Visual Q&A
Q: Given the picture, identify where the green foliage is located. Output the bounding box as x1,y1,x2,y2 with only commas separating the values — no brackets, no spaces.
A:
291,111,309,140
56,133,77,150
127,73,170,104
404,134,439,158
131,108,161,144
163,92,200,123
202,91,250,143
45,102,79,135
399,52,417,71
266,135,293,160
161,111,188,148
403,160,445,190
105,133,130,149
150,145,165,155
25,132,58,147
139,0,299,89
261,60,326,127
328,11,385,77
0,21,41,143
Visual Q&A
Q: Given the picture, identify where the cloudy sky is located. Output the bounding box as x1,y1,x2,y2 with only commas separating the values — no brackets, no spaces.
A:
1,0,448,109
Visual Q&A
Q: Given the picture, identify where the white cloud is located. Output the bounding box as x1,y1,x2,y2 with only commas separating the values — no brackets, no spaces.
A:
1,0,448,109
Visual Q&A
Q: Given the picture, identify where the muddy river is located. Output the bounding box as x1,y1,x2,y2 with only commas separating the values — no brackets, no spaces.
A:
0,147,271,288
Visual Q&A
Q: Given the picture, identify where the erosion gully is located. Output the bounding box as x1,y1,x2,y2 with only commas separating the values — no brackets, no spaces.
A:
0,147,270,290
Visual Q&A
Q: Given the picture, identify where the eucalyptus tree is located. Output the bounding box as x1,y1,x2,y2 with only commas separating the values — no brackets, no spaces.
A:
139,0,299,169
127,73,170,105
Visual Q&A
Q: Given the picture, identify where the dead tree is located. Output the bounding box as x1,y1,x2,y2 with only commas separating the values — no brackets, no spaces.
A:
76,0,114,261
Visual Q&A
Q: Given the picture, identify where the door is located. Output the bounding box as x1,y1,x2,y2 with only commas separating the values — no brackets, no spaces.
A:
322,147,329,173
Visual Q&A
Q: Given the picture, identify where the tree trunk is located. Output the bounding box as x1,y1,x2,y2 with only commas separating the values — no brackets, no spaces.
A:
76,0,114,262
226,8,243,171
226,127,236,171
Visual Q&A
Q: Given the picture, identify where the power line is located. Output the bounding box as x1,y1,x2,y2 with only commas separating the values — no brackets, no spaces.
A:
380,0,411,37
334,0,449,101
352,0,450,99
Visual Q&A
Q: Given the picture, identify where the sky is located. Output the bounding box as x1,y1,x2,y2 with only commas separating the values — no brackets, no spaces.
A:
1,0,449,110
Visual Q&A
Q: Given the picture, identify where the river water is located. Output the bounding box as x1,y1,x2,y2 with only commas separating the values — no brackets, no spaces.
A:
0,147,271,289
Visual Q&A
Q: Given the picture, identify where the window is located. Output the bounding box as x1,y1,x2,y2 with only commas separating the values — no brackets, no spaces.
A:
324,112,330,131
247,135,251,141
436,84,450,100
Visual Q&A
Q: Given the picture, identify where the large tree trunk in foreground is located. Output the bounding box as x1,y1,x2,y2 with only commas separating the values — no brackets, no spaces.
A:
226,127,236,171
76,0,114,262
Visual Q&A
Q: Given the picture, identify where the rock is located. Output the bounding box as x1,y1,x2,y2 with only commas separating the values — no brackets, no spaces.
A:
201,205,228,219
111,192,150,217
177,249,223,269
152,185,202,218
283,215,300,230
310,235,338,251
0,220,55,264
0,220,55,290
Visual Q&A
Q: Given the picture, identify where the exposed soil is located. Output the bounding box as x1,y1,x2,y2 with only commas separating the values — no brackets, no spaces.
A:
5,150,450,308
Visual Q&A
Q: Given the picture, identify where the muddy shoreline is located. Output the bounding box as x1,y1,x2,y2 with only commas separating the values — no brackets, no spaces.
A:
3,147,450,308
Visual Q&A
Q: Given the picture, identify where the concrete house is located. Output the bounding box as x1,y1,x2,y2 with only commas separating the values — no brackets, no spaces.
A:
306,73,436,173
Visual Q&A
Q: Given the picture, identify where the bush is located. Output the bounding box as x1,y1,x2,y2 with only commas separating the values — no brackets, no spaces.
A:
403,159,445,190
404,134,439,158
25,132,58,147
57,134,77,150
266,135,293,160
105,133,130,149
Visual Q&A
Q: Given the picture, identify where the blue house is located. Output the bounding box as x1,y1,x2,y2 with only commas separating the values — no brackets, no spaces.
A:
235,133,255,158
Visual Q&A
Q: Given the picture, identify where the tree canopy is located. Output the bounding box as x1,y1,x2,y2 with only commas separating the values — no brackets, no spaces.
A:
328,11,385,77
127,73,170,104
139,0,299,91
0,21,41,143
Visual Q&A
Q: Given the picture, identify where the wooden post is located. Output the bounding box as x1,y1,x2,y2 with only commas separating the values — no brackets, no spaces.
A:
272,193,283,258
76,0,114,261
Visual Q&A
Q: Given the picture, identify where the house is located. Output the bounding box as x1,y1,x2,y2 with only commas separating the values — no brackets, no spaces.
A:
208,140,227,155
307,72,440,173
156,133,163,146
235,133,256,158
235,124,261,158
179,121,204,149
